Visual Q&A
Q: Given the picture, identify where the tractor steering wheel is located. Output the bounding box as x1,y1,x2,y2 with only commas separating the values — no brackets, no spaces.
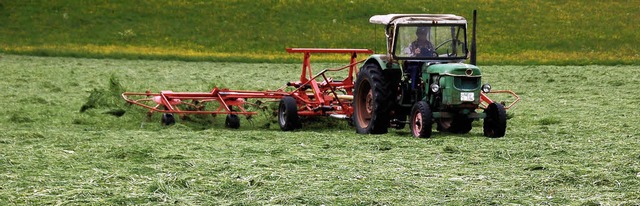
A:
435,39,463,57
419,48,438,57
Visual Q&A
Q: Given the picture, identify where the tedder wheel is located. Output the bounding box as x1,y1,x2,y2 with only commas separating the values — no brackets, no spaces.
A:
353,63,390,134
278,96,300,131
225,114,240,129
483,103,507,138
410,101,432,138
161,113,176,125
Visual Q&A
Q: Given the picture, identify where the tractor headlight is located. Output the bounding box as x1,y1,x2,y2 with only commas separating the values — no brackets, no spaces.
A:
430,83,440,93
482,83,491,93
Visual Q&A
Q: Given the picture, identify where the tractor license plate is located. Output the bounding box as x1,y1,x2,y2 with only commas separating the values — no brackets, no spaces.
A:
460,92,474,102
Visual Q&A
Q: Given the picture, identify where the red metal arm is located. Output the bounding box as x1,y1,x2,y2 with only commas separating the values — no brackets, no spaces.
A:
286,48,373,83
286,48,373,105
480,90,521,109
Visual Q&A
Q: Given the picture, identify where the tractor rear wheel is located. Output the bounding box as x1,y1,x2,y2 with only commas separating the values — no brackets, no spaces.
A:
410,101,432,138
278,96,300,131
353,63,391,134
483,103,507,138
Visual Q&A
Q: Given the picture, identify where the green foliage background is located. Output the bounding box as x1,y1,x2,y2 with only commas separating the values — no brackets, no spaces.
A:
1,0,638,64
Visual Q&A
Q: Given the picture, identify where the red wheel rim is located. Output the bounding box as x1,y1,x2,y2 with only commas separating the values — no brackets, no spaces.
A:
365,90,373,114
356,81,372,128
412,112,422,137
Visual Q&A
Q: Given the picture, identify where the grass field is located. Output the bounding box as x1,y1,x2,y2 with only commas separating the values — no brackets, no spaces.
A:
1,1,639,64
1,54,639,205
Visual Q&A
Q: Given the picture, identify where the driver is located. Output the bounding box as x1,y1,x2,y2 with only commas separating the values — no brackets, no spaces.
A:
403,27,436,57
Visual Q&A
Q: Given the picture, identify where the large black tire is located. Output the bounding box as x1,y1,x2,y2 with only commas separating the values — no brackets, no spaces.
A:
278,96,300,131
353,63,391,134
410,101,432,138
483,103,507,138
225,114,240,129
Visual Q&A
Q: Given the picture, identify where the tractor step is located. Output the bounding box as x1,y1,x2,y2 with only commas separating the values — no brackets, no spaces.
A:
330,114,349,119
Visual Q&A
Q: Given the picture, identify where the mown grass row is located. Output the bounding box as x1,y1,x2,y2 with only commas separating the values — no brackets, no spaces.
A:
1,0,638,64
1,55,639,204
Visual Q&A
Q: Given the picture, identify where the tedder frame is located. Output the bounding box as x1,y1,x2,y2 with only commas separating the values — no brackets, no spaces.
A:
122,48,374,130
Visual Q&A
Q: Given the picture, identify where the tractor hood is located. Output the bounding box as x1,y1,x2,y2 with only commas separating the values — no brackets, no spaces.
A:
425,63,481,77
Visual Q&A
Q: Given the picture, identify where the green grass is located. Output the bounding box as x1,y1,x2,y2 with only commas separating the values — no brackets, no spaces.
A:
1,0,639,65
1,54,639,204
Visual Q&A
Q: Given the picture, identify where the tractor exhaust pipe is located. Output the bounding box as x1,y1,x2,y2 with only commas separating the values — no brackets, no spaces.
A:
470,10,477,66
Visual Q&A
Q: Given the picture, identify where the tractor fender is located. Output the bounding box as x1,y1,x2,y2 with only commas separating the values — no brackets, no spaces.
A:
363,54,391,70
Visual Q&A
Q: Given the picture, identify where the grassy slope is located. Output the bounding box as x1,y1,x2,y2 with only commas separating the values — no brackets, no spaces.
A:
1,55,639,204
0,0,639,64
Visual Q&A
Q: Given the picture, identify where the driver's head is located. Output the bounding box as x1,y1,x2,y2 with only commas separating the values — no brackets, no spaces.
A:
416,27,430,40
416,27,429,35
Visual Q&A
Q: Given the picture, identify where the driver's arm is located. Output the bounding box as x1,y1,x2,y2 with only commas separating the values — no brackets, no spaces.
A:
402,46,414,57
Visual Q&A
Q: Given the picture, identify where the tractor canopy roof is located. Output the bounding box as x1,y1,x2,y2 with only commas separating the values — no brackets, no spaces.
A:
369,14,467,25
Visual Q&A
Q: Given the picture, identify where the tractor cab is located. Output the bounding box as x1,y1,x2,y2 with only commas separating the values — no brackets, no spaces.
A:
367,14,477,108
369,14,469,62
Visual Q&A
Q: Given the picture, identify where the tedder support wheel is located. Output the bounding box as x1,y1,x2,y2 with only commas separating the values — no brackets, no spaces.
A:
225,114,240,129
161,113,176,125
410,101,432,138
353,63,390,134
278,96,300,131
483,103,507,138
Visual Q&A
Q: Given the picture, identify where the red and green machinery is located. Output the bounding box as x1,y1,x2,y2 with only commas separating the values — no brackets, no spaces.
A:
123,12,519,138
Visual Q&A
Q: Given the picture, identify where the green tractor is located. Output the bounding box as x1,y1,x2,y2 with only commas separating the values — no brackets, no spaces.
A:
353,12,511,138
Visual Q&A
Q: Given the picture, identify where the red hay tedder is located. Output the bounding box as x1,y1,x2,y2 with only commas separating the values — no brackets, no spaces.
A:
122,48,376,130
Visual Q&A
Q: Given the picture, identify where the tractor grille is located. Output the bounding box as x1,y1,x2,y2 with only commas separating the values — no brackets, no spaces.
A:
454,77,480,90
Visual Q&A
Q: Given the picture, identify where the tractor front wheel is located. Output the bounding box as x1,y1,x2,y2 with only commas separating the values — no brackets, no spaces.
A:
483,103,507,138
353,63,391,134
410,101,432,138
278,96,300,131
